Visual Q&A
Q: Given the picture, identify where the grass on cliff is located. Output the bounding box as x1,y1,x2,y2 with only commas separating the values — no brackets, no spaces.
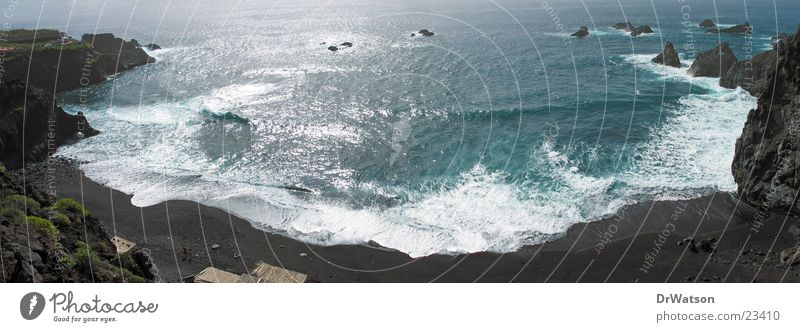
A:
2,194,41,212
25,215,58,238
49,198,89,216
0,29,61,43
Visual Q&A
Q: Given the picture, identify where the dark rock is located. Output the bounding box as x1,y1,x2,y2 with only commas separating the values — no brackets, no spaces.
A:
652,42,681,68
0,30,154,93
699,19,716,28
732,25,800,215
707,21,752,34
687,42,737,77
143,43,161,51
340,42,353,47
719,49,779,96
780,246,800,266
411,33,416,37
327,45,338,51
571,26,589,37
630,25,654,36
0,81,99,169
418,29,435,37
612,22,635,31
698,238,717,253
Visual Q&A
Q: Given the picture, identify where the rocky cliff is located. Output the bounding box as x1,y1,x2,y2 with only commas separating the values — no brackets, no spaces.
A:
0,31,154,93
732,25,800,215
0,81,99,169
0,162,153,282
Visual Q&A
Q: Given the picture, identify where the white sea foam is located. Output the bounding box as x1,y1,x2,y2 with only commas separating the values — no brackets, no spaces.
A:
57,49,757,257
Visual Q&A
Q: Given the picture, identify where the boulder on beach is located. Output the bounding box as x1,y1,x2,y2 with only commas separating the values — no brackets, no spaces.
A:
418,29,435,36
652,42,681,68
699,19,716,28
686,42,737,77
707,21,752,34
571,26,589,37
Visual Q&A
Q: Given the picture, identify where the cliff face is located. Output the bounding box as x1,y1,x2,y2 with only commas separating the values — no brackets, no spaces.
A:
1,32,154,93
0,81,99,169
0,164,152,282
732,25,800,215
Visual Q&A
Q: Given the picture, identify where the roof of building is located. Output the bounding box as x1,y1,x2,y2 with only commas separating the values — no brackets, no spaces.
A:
110,236,136,255
249,262,308,283
193,267,244,283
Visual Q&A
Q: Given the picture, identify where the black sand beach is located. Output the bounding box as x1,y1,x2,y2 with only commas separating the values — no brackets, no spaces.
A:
26,158,800,282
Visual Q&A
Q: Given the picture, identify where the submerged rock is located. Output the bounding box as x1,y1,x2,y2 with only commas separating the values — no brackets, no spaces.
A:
571,26,589,37
699,19,716,28
328,45,339,51
687,42,737,77
418,29,435,36
652,42,681,68
732,25,800,215
340,42,353,47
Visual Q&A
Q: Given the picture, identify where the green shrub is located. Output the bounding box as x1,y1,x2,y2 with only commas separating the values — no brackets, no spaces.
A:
50,212,71,226
70,241,147,282
50,198,89,215
26,215,58,238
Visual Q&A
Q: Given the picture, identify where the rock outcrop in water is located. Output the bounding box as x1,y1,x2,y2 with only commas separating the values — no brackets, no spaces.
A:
700,19,716,28
732,25,800,215
0,30,154,93
687,42,737,77
652,42,681,68
0,81,99,169
571,26,589,37
708,21,752,34
630,25,654,37
418,29,435,37
612,22,636,31
611,22,653,36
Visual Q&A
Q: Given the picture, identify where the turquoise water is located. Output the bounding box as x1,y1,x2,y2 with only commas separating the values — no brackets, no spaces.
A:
13,0,797,256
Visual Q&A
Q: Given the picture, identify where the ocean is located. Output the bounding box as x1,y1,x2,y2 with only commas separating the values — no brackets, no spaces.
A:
11,0,798,257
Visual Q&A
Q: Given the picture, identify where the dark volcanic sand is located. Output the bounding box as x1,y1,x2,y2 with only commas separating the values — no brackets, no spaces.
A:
28,158,800,282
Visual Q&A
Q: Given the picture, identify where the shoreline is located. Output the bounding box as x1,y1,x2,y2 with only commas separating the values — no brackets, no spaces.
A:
29,158,800,282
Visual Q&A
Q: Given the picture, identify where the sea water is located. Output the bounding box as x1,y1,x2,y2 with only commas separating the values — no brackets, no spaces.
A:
10,0,798,257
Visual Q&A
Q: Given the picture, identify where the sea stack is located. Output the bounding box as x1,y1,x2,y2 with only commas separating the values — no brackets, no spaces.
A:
571,26,589,37
652,42,681,68
687,42,737,77
732,25,800,215
699,19,716,28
